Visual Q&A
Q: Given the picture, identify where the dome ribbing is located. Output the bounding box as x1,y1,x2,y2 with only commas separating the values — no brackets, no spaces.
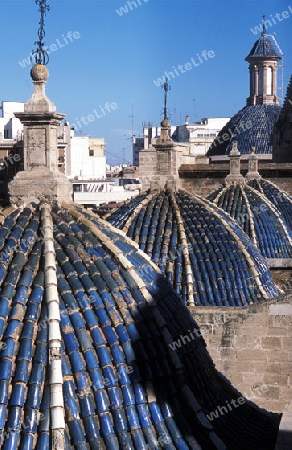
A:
0,201,280,449
106,189,280,306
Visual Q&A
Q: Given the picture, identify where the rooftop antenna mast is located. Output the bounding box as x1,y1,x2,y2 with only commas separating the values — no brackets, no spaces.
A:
31,0,50,65
128,103,135,140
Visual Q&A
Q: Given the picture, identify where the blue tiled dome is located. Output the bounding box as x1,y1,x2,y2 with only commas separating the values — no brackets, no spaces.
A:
207,182,292,259
207,105,281,156
0,201,280,449
106,189,280,306
246,33,281,58
247,178,292,230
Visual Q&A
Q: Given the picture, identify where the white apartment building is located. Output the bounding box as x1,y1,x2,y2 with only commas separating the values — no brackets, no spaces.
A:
66,132,106,180
176,117,230,157
0,101,24,141
137,118,230,166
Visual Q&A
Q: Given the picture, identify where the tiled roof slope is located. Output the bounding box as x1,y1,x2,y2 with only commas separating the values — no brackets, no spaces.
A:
246,34,281,58
247,178,292,230
207,105,281,156
106,189,280,306
0,202,280,449
208,183,292,259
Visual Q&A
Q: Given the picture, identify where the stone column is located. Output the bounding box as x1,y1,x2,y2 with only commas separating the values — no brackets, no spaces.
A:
263,64,268,102
254,65,259,98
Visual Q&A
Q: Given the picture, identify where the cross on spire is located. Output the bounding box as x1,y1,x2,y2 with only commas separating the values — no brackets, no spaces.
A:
31,0,50,65
262,14,267,35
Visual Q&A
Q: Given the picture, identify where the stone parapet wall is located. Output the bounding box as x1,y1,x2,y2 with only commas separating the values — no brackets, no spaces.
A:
178,163,292,197
190,294,292,413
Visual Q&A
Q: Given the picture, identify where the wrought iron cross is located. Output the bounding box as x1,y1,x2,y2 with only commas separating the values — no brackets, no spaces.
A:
162,78,171,120
31,0,50,65
262,15,267,35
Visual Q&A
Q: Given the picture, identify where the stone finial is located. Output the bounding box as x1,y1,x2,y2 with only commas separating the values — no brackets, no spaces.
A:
158,118,172,144
8,64,73,206
225,141,245,185
25,64,56,112
246,146,261,180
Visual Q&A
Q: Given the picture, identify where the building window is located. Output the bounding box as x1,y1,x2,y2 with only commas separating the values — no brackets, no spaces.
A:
89,149,94,156
4,129,9,139
267,67,272,96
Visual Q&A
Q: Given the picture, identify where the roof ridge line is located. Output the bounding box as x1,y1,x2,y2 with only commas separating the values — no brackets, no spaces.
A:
193,193,270,300
66,201,168,273
247,185,292,248
264,179,292,202
213,185,228,206
240,186,258,246
122,190,155,234
169,190,194,306
41,205,65,450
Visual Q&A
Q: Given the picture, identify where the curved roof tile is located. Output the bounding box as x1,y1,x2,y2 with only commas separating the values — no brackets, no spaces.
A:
207,105,281,156
246,34,281,58
208,183,292,259
0,202,280,449
247,178,292,231
106,190,280,306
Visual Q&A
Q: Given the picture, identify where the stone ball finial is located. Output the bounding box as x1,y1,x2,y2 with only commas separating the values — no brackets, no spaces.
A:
161,118,169,128
30,64,49,82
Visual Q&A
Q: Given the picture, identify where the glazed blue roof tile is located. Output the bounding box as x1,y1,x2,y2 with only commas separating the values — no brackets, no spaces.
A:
247,178,292,231
106,189,280,306
208,182,292,260
207,104,281,156
246,33,281,58
0,201,280,449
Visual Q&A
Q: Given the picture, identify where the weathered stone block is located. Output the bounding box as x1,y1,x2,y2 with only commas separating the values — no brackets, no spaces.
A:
261,337,282,350
234,335,261,349
263,374,289,386
280,363,292,374
270,303,292,316
267,351,289,362
236,349,267,361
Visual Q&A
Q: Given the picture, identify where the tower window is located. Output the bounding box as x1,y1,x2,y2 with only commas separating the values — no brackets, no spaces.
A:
267,67,272,96
89,149,94,156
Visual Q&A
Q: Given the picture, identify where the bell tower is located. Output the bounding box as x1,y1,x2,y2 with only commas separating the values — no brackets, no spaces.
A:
245,17,282,106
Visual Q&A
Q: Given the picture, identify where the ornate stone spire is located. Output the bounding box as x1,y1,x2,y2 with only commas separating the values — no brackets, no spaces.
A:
8,1,72,206
246,146,261,180
225,141,245,185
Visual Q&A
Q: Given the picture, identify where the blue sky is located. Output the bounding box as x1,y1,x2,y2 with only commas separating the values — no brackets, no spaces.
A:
0,0,291,165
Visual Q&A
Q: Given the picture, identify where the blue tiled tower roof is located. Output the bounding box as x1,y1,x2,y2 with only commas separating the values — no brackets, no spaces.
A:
246,34,281,58
207,105,281,156
0,201,280,449
106,189,280,306
207,182,292,259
